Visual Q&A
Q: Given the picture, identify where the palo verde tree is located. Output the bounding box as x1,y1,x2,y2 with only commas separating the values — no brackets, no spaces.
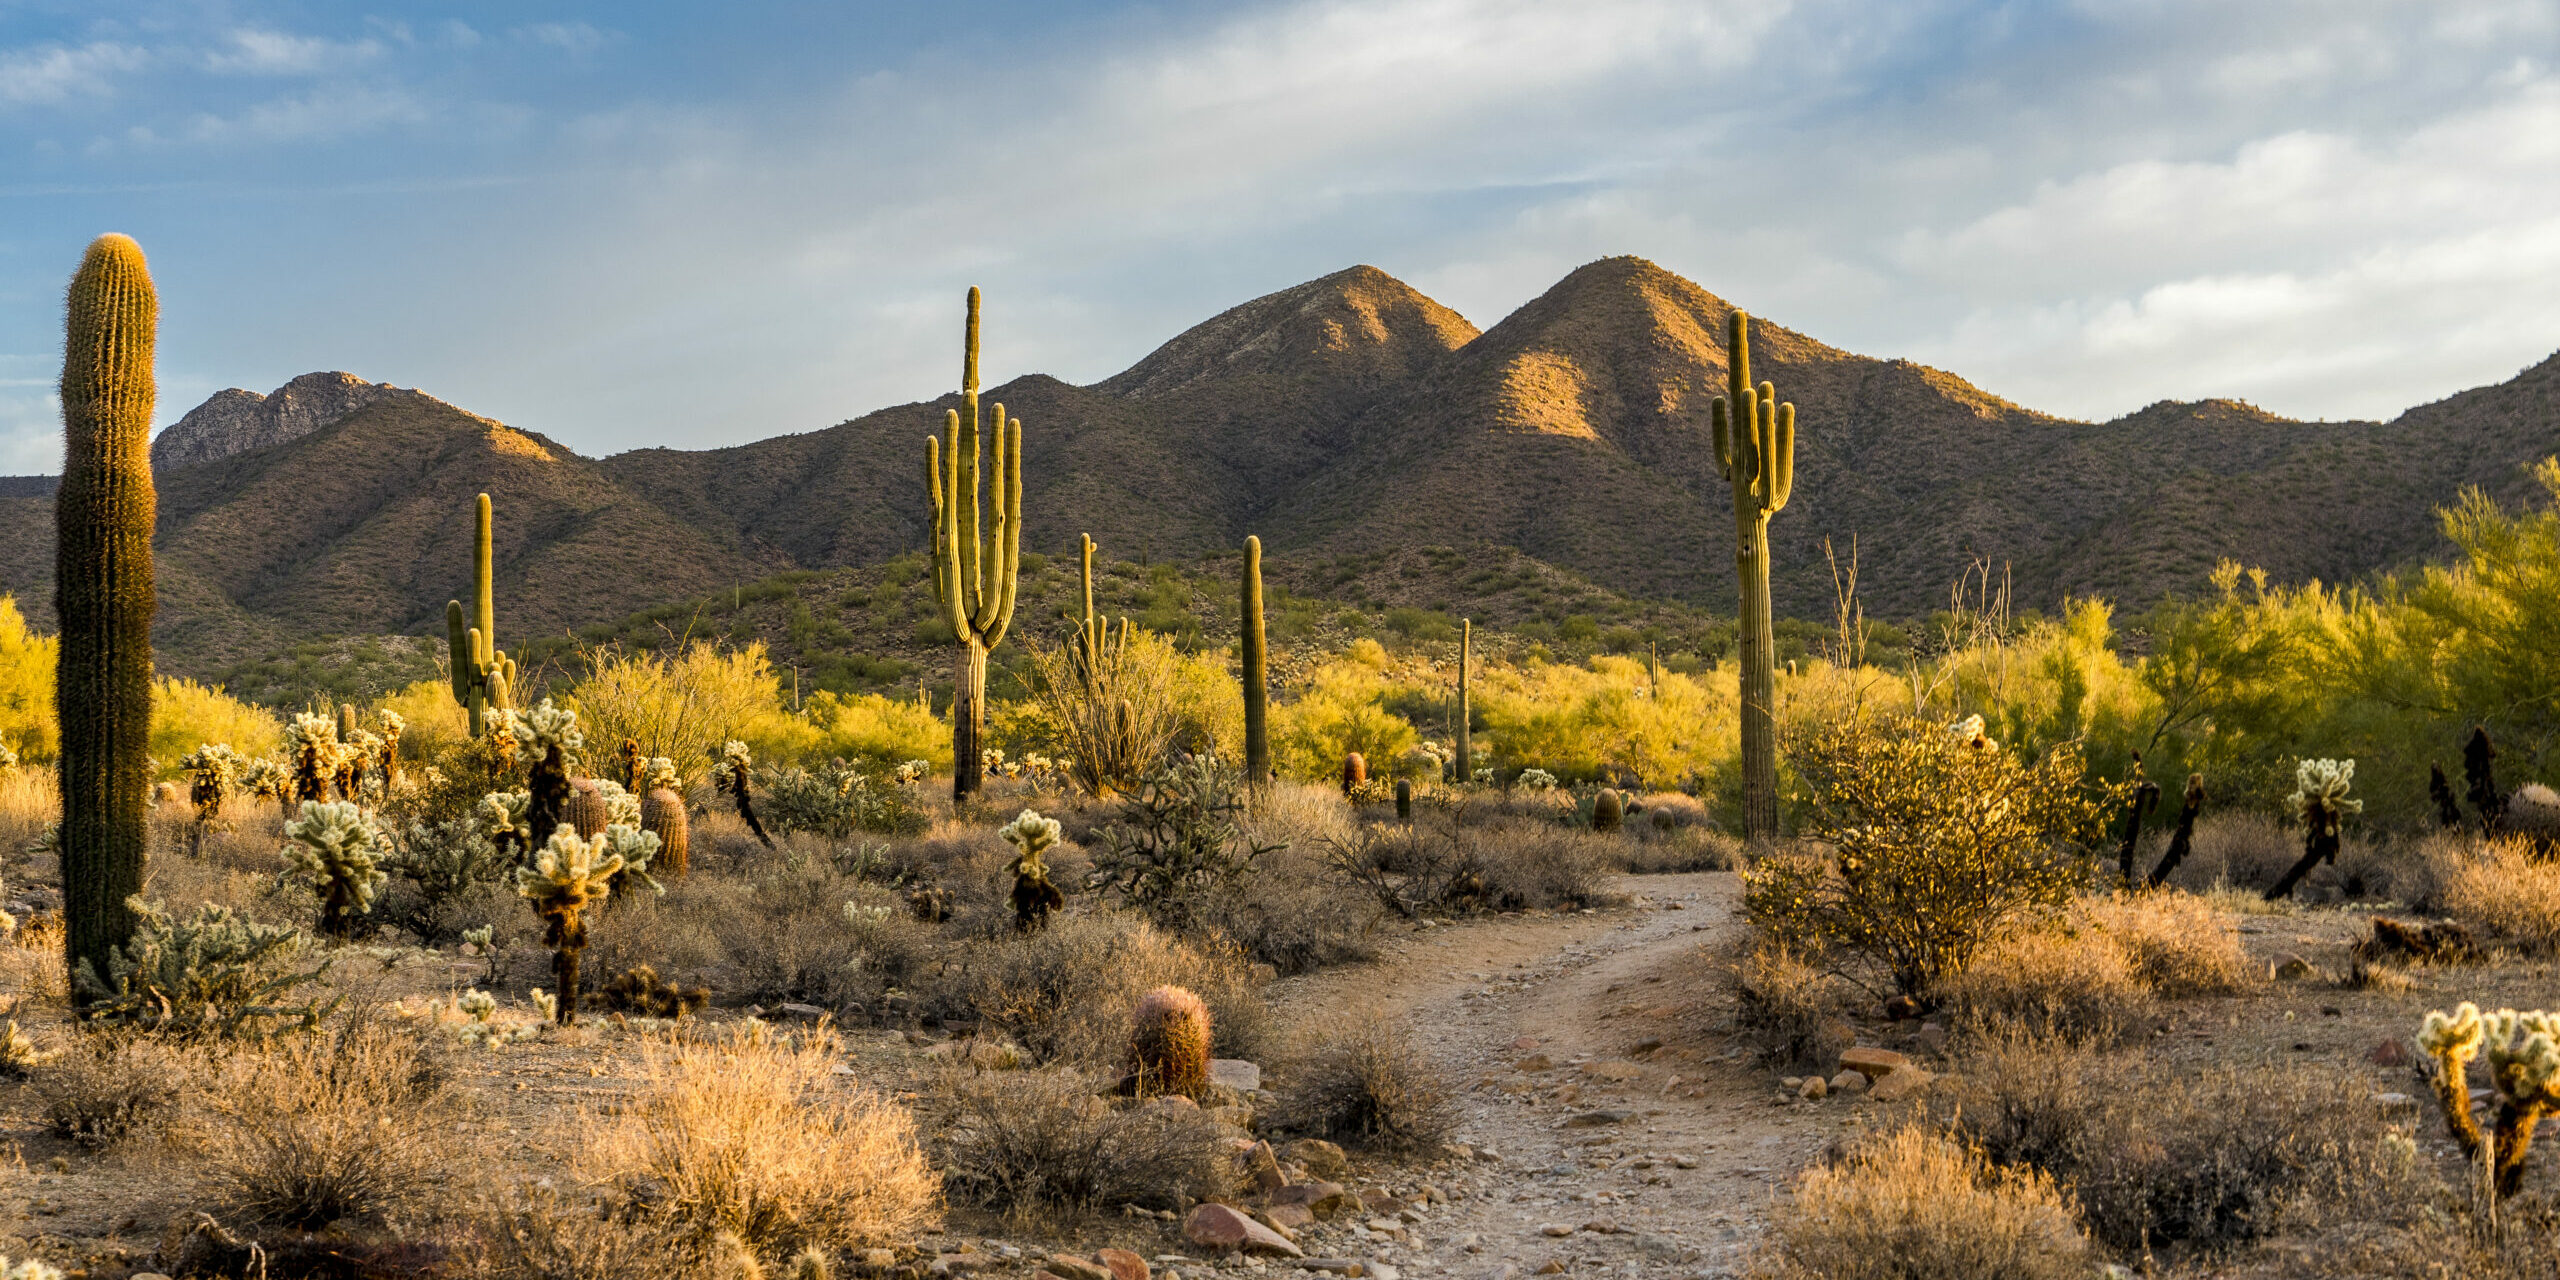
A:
924,287,1023,801
58,233,158,995
1711,309,1796,841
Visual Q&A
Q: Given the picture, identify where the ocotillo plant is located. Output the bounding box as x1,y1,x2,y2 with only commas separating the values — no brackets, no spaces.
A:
1711,310,1796,841
2267,758,2360,901
58,234,158,995
1455,619,1473,783
2146,774,2208,888
1242,536,1270,785
924,287,1023,802
445,493,517,738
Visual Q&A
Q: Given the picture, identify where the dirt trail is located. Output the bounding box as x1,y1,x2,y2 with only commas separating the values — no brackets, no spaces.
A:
1261,872,1842,1280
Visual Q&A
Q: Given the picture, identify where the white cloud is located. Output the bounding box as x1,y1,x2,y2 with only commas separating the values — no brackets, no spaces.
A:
0,42,146,106
178,85,427,145
202,30,384,76
516,23,611,56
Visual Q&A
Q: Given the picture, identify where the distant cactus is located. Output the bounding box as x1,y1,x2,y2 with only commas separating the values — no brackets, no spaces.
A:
617,737,641,792
791,1248,833,1280
282,800,390,938
2431,762,2465,828
1711,310,1796,841
640,759,689,878
2418,1002,2560,1197
2266,758,2360,901
1126,984,1212,1097
1519,768,1559,792
480,789,534,862
512,698,583,847
57,234,159,994
179,743,245,830
1395,778,1413,824
1592,788,1624,834
1001,807,1065,932
1455,618,1473,783
2467,726,2505,831
376,709,404,791
1342,752,1367,796
515,827,625,1024
1242,536,1270,785
240,757,292,805
288,712,340,804
711,740,774,849
2115,763,2161,889
923,287,1023,802
445,493,517,738
2145,774,2208,889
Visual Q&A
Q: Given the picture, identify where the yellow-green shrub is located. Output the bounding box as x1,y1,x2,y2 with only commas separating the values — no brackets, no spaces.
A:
0,596,55,762
150,678,281,774
802,690,950,770
375,678,468,761
565,641,789,781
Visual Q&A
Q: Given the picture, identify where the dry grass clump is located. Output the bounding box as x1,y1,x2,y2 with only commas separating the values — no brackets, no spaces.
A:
581,1023,939,1258
2072,890,2255,996
1750,1126,2088,1280
1941,923,2153,1044
1182,842,1380,976
38,1035,184,1147
1271,1021,1453,1153
929,1066,1232,1217
1615,825,1740,874
199,1009,455,1228
933,910,1270,1066
0,909,67,1003
2433,837,2560,951
1734,943,1842,1070
1938,1035,2421,1254
673,848,938,1008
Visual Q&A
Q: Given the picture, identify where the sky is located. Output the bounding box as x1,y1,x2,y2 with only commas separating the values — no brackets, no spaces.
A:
0,1,2555,474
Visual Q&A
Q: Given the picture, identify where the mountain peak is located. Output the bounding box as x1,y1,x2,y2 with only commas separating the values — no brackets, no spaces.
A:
1098,264,1477,399
153,371,444,470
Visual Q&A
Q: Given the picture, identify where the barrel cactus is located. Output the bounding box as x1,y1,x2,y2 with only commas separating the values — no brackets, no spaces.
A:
1127,984,1213,1098
1341,752,1367,797
281,800,390,938
568,777,608,839
638,757,688,877
1592,788,1624,834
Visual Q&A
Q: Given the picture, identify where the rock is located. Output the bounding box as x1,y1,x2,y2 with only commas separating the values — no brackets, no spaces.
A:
1210,1059,1263,1093
774,1001,829,1021
1474,1145,1503,1163
1563,1109,1632,1127
1632,1234,1687,1261
866,1250,899,1270
1514,1054,1555,1072
1539,1225,1575,1237
1869,1065,1936,1102
1512,1036,1542,1050
1838,1046,1913,1081
1138,1095,1202,1120
1183,1203,1303,1257
1242,1140,1290,1192
1829,1070,1868,1095
1913,1022,1949,1057
1535,1263,1565,1276
1781,1076,1804,1089
1289,1138,1349,1179
154,372,426,469
1669,1155,1698,1169
1271,1181,1361,1220
2274,953,2318,981
1263,1204,1315,1231
1368,1265,1400,1280
2370,1038,2414,1068
1047,1258,1113,1280
1094,1253,1148,1280
2374,1092,2420,1112
1302,1261,1363,1276
1631,1037,1664,1055
1797,1074,1828,1100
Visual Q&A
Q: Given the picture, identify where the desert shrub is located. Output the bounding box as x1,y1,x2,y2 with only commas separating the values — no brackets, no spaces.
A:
1939,1035,2417,1253
72,897,331,1039
1470,818,1614,908
201,1009,453,1228
1941,924,2153,1044
2434,837,2560,951
801,689,952,772
757,759,920,838
1745,713,2116,995
376,678,470,762
1271,1021,1453,1153
1020,628,1185,797
381,816,514,943
566,640,791,779
930,1066,1232,1215
1325,800,1613,918
581,1024,939,1257
1268,646,1423,782
1182,843,1379,975
1615,825,1741,874
0,595,57,762
463,1184,716,1280
38,1035,184,1147
676,847,934,1008
2073,890,2254,995
1751,1126,2088,1280
934,910,1270,1066
1735,943,1841,1071
1087,754,1278,931
150,676,283,777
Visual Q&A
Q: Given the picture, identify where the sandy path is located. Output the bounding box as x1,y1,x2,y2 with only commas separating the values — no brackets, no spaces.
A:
1258,872,1840,1280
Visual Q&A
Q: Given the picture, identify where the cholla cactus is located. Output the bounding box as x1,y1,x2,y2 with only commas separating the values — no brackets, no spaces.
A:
1472,767,1496,785
711,740,774,849
1001,807,1066,931
528,987,558,1023
179,742,245,827
480,789,534,860
642,756,681,790
2418,1002,2560,1196
513,698,582,847
0,1253,62,1280
1946,714,1998,753
281,800,390,938
514,827,623,1024
892,759,932,786
240,756,292,804
2267,758,2362,902
600,820,665,898
0,1019,47,1078
1519,768,1560,791
288,712,348,803
592,779,643,828
452,987,539,1049
511,697,584,760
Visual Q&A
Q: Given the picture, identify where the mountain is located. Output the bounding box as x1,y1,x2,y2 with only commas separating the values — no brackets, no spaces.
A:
0,255,2553,679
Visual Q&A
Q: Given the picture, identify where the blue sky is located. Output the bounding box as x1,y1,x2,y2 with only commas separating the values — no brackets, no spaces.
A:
1,1,2555,473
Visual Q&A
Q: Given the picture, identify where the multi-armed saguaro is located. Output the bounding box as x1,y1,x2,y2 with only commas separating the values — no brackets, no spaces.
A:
58,234,158,995
926,287,1022,801
445,493,516,737
1711,310,1795,841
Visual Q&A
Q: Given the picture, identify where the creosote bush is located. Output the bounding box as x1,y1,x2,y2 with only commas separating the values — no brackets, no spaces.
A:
1271,1021,1453,1153
933,910,1270,1068
38,1035,183,1147
201,1009,453,1229
931,1065,1232,1217
1750,1126,2088,1280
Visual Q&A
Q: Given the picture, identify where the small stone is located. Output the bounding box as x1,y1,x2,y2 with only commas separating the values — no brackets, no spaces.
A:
1184,1204,1304,1258
1540,1225,1575,1238
1048,1257,1114,1280
1515,1054,1555,1072
1797,1074,1828,1100
1630,1038,1664,1055
1474,1145,1503,1163
1271,1181,1361,1220
778,1001,830,1021
2274,953,2317,981
2370,1038,2414,1068
1837,1046,1912,1081
1669,1155,1697,1170
1289,1139,1350,1179
1868,1065,1937,1102
1563,1109,1632,1127
1512,1037,1542,1050
1211,1059,1264,1092
1535,1263,1566,1275
1302,1261,1362,1276
1781,1076,1804,1089
1097,1250,1150,1280
1829,1070,1867,1095
1913,1022,1949,1056
1263,1204,1315,1231
1245,1140,1291,1192
1367,1265,1400,1280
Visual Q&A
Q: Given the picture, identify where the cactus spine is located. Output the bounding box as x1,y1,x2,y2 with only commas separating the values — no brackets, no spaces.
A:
1242,535,1269,785
1455,618,1473,782
445,493,516,737
57,233,158,995
925,287,1022,802
1710,310,1795,841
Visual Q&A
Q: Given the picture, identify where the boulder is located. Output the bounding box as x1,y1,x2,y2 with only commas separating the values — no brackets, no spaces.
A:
1244,1140,1290,1192
1868,1065,1937,1102
1271,1181,1362,1220
1045,1258,1112,1280
1796,1074,1827,1101
1095,1251,1150,1280
1184,1203,1304,1257
1828,1071,1867,1095
1263,1203,1315,1231
2273,953,2318,981
1288,1138,1349,1179
1837,1046,1912,1081
1210,1059,1263,1092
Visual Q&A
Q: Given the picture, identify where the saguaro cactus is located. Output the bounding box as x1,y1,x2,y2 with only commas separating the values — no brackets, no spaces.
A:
1711,310,1796,841
1455,618,1473,783
925,287,1022,802
1242,536,1270,785
57,233,158,994
446,494,516,738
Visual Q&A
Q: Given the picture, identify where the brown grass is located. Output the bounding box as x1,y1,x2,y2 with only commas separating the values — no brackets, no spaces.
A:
1750,1126,2088,1280
2434,837,2560,951
1941,921,2154,1043
929,1066,1232,1218
1734,942,1842,1070
1270,1020,1454,1153
38,1034,185,1148
580,1023,940,1258
2073,890,2256,996
198,1008,455,1228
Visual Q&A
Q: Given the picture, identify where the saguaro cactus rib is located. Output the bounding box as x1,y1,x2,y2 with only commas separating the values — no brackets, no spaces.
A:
1711,310,1796,841
925,287,1023,801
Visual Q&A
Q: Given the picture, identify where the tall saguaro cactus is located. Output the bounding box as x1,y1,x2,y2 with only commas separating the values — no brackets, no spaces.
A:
445,493,516,737
1241,536,1270,784
926,287,1022,801
57,234,158,994
1711,310,1796,841
1455,618,1473,782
